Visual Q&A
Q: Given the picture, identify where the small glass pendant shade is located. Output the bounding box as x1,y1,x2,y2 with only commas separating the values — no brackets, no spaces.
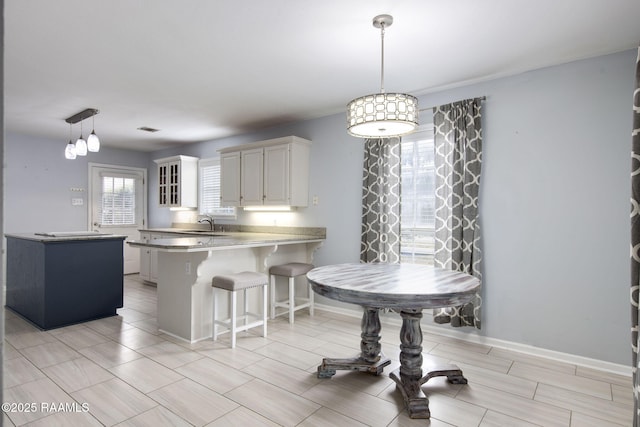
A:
87,130,100,152
65,140,77,159
76,135,88,156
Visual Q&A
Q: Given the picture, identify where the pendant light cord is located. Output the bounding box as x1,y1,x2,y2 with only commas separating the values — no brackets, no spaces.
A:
380,23,386,93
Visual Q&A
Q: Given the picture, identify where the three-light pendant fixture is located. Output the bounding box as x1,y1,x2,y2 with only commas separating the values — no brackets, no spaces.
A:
64,108,101,160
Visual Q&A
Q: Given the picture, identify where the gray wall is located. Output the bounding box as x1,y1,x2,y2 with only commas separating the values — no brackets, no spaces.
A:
4,132,150,233
4,49,634,366
422,49,633,365
147,49,635,366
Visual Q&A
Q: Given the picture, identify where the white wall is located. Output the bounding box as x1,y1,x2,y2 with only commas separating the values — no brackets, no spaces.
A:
147,49,635,366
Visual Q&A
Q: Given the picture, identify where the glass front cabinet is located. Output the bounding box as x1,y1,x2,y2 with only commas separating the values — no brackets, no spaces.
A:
154,155,199,208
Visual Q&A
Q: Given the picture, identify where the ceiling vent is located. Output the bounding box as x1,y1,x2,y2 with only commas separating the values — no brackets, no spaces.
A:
137,126,160,133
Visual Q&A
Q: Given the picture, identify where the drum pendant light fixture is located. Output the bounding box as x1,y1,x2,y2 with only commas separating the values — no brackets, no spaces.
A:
347,14,418,138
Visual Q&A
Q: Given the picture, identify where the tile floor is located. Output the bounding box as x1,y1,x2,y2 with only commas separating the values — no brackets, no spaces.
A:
2,275,633,426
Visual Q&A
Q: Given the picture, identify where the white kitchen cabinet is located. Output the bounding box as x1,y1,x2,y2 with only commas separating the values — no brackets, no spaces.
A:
139,231,164,283
264,144,289,205
154,155,199,208
240,148,264,205
219,136,311,207
138,232,152,282
150,234,161,282
220,151,241,205
139,231,189,283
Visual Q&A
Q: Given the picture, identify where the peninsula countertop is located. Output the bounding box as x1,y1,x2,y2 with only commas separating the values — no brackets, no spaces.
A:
129,229,325,252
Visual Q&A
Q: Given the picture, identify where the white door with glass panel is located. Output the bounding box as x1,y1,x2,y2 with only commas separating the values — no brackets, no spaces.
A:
90,165,146,275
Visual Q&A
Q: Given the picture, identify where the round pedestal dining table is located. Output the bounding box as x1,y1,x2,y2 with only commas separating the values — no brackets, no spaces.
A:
306,262,480,419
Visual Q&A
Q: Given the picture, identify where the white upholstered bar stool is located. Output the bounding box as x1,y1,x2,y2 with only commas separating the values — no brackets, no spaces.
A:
211,271,268,348
269,262,315,323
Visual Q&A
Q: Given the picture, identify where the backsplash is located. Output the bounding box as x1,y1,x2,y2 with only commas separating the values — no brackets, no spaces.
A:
170,222,326,238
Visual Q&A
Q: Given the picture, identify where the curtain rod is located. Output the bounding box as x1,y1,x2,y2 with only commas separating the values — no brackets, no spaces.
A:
418,96,486,112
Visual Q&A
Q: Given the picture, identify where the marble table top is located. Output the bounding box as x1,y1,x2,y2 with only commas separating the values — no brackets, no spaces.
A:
307,263,480,310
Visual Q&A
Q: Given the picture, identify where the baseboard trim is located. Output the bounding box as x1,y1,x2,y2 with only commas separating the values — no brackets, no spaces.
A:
158,328,209,345
313,303,631,378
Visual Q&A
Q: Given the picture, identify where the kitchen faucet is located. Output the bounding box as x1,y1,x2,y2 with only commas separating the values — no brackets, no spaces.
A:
198,216,215,231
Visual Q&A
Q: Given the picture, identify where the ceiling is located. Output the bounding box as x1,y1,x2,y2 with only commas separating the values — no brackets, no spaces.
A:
5,1,640,152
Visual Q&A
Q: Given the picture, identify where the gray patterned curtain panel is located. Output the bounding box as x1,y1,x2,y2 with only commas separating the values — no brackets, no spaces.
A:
433,98,483,329
361,137,402,263
630,47,640,427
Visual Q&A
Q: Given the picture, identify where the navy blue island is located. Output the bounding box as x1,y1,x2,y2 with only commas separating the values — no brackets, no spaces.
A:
5,232,126,330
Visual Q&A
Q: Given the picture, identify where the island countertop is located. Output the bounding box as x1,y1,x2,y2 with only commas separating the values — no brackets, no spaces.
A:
128,231,324,252
5,232,127,243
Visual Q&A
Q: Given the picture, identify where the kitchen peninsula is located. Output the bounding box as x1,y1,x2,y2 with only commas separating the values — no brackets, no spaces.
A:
128,226,325,342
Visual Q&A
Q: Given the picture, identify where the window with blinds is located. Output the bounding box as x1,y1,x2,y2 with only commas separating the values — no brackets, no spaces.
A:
101,176,136,226
401,128,435,265
199,158,236,217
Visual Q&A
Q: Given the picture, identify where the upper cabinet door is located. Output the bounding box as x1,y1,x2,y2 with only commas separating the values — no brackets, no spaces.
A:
264,144,289,205
240,148,264,206
220,152,241,206
158,163,169,206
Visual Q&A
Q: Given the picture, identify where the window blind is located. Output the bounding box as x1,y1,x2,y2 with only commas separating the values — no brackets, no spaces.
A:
199,158,236,217
401,128,436,265
101,176,136,226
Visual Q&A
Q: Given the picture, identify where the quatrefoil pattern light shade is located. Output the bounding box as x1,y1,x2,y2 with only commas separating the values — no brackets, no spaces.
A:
347,92,418,138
